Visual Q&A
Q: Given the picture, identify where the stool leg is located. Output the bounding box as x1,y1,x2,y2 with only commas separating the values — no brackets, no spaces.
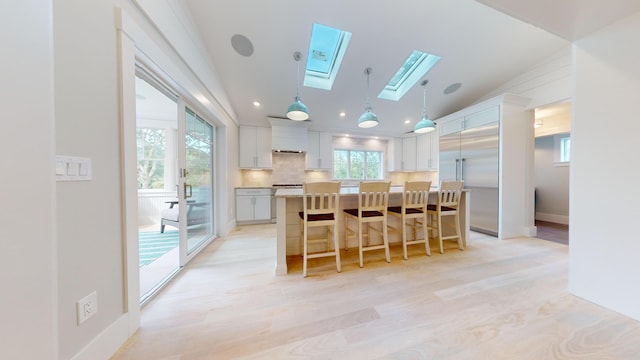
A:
358,221,364,268
437,212,444,254
303,221,308,277
455,211,463,250
423,214,431,256
333,222,341,273
402,214,408,260
383,216,391,263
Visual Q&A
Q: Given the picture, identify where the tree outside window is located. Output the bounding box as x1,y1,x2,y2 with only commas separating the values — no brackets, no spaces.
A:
334,149,382,180
137,128,166,189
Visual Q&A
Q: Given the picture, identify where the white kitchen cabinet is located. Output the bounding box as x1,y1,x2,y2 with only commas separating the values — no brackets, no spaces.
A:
306,131,333,170
239,126,272,168
388,134,437,172
438,106,499,136
402,137,417,171
236,188,271,223
416,132,438,171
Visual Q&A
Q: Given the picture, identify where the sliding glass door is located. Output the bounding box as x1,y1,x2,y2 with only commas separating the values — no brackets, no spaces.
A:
135,75,180,301
183,108,214,256
135,72,216,303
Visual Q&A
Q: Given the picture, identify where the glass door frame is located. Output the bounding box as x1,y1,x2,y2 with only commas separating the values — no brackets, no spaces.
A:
176,99,216,266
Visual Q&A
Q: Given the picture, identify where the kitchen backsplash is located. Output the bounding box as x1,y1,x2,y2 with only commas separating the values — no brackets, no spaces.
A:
240,152,437,187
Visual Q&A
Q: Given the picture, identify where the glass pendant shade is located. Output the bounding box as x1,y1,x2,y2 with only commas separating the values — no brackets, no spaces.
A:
414,115,435,133
414,79,435,133
358,108,379,128
287,51,309,121
358,67,379,128
287,96,309,121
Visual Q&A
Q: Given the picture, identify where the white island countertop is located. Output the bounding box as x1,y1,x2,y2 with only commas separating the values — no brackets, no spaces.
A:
275,185,449,197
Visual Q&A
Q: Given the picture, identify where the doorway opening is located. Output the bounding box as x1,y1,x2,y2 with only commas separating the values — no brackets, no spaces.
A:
533,101,571,245
135,75,180,300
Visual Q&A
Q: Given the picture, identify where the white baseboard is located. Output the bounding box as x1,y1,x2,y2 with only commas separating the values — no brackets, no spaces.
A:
71,314,131,360
535,212,569,225
219,219,236,237
524,226,538,237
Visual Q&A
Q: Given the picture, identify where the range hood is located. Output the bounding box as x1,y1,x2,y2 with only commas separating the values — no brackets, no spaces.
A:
268,117,309,153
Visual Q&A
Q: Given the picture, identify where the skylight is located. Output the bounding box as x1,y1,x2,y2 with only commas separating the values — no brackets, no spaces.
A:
304,23,351,91
378,50,441,101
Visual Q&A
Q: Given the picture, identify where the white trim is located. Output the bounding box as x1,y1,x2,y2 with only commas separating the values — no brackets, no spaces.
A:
536,212,569,225
70,315,129,360
524,226,538,237
554,161,570,167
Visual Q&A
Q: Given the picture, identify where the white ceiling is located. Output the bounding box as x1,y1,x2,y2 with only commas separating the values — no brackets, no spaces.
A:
177,0,635,138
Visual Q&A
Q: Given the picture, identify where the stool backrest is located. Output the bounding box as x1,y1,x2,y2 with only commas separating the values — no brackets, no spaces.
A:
438,180,463,209
403,181,431,210
302,182,341,216
358,181,391,212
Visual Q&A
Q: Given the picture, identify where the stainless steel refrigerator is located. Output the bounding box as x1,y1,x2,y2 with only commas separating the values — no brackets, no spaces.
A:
439,122,499,236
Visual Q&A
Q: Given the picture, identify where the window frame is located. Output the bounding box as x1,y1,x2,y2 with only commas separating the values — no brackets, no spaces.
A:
333,148,383,180
553,133,570,167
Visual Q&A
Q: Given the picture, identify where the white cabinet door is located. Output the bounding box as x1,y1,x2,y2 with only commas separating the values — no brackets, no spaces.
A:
317,132,333,170
416,132,438,171
306,131,320,169
430,131,439,170
255,126,272,168
416,133,431,170
239,126,257,168
236,196,254,222
439,117,464,136
402,137,417,171
387,138,403,172
464,105,499,129
307,131,333,170
253,196,271,221
239,126,272,168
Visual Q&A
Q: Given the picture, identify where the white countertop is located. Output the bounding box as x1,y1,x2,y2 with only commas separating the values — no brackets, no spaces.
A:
275,185,451,197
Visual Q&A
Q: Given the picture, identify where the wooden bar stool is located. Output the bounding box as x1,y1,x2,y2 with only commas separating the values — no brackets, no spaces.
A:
298,181,341,277
343,181,391,268
427,180,464,253
388,181,432,260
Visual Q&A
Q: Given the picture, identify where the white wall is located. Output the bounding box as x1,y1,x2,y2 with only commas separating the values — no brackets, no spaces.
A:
569,12,640,321
0,1,57,359
48,0,242,358
534,135,570,224
53,1,125,358
480,45,572,109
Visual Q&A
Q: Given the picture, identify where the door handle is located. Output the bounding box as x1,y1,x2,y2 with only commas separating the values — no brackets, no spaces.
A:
461,158,466,181
455,158,460,180
184,183,193,198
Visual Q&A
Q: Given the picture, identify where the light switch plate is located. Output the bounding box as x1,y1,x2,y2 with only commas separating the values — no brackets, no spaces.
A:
56,155,92,181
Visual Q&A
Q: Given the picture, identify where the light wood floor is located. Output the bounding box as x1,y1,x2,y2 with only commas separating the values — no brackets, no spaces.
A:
112,224,640,359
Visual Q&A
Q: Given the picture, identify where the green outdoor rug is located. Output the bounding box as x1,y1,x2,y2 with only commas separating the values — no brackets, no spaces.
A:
138,230,178,267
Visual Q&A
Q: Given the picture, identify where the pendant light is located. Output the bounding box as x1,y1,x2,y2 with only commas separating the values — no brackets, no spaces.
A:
414,79,436,134
286,51,309,121
358,67,379,128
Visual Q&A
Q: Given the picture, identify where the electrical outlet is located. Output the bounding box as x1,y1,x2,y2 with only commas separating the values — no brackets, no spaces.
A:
76,291,98,325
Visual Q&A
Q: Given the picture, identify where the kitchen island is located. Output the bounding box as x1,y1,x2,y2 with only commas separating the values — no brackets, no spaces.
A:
274,185,470,275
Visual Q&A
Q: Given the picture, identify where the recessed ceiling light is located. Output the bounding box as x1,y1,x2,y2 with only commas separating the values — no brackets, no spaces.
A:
404,119,411,124
444,82,462,95
339,112,346,117
253,101,261,107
